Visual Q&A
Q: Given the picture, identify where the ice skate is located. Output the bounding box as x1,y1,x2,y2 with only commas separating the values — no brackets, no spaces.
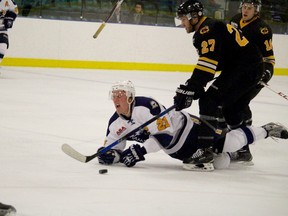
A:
262,122,288,139
183,148,214,171
0,203,16,216
229,145,254,166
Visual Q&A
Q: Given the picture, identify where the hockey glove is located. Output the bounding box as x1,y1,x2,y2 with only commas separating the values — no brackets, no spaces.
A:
120,144,146,167
261,69,273,84
97,147,121,165
4,11,17,29
174,84,194,111
260,62,274,84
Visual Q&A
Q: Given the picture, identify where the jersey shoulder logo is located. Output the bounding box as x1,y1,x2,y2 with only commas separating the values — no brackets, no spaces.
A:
260,27,269,35
150,100,159,109
200,26,209,35
230,21,238,29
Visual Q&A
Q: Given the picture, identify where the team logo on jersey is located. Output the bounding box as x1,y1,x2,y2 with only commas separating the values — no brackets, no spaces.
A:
200,26,209,34
156,117,170,131
260,27,269,35
130,134,146,143
116,126,127,135
128,118,135,125
130,127,150,142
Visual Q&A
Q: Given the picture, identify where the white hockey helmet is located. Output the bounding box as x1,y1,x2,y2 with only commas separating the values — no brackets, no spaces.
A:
110,80,136,102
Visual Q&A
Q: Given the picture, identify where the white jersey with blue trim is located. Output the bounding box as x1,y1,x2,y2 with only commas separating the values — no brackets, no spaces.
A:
0,0,18,32
104,96,195,155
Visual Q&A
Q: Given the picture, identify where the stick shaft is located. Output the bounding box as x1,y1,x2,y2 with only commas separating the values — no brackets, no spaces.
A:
93,22,106,39
88,104,176,161
104,0,123,22
62,105,176,163
189,114,225,136
261,82,288,101
93,0,123,39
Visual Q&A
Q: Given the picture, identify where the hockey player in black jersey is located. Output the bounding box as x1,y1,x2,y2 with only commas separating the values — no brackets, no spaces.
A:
173,0,263,169
228,0,275,164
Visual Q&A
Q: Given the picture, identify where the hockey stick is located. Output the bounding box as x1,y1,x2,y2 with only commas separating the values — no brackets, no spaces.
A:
261,81,288,101
62,104,176,163
189,114,226,136
93,0,124,39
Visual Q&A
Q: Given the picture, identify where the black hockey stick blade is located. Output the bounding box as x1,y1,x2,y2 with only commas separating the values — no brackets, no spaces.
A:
93,0,124,39
62,105,176,163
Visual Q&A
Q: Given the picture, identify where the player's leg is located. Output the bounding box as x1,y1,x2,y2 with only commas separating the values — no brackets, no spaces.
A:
213,123,288,169
0,202,16,216
0,33,9,64
182,87,222,171
0,33,9,76
231,86,263,164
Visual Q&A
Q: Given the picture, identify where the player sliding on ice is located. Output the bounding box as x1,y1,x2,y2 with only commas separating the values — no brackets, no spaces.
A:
96,80,288,171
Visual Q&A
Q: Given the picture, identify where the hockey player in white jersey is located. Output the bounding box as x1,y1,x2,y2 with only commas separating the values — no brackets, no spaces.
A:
97,80,288,171
0,0,18,65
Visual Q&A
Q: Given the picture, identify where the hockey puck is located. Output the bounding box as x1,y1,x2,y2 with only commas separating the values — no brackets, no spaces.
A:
99,169,108,174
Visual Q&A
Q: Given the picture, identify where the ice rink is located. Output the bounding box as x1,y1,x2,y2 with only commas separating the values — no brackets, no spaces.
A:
1,66,288,216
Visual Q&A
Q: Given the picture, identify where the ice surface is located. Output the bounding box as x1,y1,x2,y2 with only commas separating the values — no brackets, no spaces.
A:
0,67,287,216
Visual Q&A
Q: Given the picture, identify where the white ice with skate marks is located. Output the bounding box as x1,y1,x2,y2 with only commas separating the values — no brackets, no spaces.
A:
0,67,287,216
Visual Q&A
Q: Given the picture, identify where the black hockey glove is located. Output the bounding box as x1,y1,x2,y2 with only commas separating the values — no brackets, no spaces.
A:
261,69,273,84
97,147,121,165
260,62,274,84
120,144,146,167
4,11,17,29
174,84,195,111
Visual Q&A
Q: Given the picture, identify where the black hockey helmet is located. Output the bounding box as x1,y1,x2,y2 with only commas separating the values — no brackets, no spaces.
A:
241,0,262,12
176,0,204,20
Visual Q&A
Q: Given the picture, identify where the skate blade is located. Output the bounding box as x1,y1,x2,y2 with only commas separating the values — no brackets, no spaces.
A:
183,163,215,172
231,160,254,166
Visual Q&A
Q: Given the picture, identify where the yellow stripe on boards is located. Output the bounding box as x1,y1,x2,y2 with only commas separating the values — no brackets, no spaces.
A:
2,58,195,72
2,57,288,75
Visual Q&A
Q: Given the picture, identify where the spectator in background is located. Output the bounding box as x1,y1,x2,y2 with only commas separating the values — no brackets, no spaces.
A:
126,1,145,24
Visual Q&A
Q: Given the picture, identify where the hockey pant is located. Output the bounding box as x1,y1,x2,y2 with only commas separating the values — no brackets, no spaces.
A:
197,63,263,148
0,33,9,62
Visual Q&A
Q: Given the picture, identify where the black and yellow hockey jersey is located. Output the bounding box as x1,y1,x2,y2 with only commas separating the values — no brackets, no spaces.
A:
230,13,275,74
187,17,262,89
